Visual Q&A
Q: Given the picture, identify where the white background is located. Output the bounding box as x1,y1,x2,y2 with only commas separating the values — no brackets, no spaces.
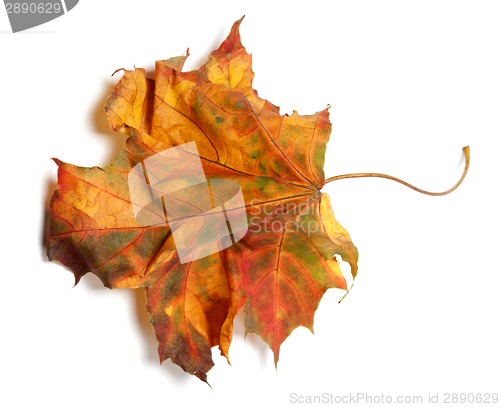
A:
1,1,499,406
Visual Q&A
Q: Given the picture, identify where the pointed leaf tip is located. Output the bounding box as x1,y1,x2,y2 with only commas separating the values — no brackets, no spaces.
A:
214,17,246,56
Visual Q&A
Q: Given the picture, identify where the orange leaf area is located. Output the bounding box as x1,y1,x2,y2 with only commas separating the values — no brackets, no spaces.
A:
47,18,358,382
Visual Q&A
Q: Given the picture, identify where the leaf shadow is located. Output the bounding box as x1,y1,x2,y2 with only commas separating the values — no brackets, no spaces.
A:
40,176,57,262
182,26,227,71
231,309,273,370
90,81,128,165
41,81,126,263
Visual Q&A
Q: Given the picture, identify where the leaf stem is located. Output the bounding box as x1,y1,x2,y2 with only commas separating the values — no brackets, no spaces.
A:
324,146,470,196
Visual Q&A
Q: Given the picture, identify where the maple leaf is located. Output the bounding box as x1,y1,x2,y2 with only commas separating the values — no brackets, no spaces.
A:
47,18,358,382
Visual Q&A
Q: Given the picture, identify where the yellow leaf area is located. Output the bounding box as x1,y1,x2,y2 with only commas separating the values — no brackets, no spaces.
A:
47,18,358,382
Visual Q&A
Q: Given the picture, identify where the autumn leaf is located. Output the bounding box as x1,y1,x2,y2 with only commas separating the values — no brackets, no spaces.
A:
47,17,358,382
